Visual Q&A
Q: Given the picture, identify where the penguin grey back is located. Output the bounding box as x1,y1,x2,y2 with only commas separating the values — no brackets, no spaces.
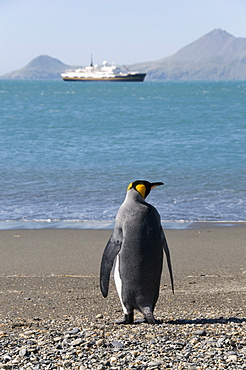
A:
100,180,174,324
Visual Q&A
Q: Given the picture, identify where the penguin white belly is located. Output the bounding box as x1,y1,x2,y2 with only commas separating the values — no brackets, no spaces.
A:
113,254,128,314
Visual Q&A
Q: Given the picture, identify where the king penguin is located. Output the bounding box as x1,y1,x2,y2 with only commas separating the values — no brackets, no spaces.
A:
100,180,174,324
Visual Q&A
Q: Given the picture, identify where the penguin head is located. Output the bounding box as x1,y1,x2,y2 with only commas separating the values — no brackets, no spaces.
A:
127,180,164,199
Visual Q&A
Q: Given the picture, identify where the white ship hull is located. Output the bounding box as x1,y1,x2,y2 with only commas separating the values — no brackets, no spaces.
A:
61,60,146,82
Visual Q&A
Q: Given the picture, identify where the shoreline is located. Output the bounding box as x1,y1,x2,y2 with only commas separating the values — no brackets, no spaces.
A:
0,219,245,231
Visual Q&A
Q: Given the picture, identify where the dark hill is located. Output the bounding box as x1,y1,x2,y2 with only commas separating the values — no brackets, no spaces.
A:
131,29,246,80
1,55,71,80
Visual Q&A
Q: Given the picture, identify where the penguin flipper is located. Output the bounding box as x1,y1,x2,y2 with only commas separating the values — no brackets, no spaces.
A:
161,228,174,294
100,235,121,298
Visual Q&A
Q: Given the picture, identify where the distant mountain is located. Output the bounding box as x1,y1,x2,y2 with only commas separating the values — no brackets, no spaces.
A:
1,55,71,79
1,29,246,80
131,29,246,80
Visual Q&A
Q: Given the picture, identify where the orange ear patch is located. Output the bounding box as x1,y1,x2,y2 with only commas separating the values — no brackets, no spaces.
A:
135,184,146,199
127,182,133,191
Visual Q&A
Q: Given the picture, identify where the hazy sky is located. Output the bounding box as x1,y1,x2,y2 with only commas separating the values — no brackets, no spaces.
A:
1,0,246,75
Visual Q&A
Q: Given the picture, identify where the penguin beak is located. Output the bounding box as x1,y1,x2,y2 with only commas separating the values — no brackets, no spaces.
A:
150,182,164,190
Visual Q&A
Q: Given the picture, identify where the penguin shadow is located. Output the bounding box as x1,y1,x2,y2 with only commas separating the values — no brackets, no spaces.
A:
110,317,246,325
166,317,246,325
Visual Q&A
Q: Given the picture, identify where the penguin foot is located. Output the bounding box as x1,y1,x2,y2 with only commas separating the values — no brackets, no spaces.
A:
143,308,156,324
145,314,156,324
115,313,134,325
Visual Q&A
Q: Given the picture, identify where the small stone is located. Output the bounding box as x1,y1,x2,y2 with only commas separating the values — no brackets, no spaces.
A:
53,336,62,342
19,347,29,357
24,330,35,336
2,355,11,362
111,340,124,348
193,330,207,336
227,354,237,362
217,337,226,346
71,338,83,346
145,334,155,338
148,360,163,367
96,339,104,346
227,351,237,355
64,327,80,335
11,358,20,364
95,314,103,319
26,339,36,345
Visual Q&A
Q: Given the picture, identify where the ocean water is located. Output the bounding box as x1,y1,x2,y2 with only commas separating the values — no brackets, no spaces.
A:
0,80,245,229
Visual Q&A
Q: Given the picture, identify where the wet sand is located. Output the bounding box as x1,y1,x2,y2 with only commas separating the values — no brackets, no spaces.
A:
0,225,245,323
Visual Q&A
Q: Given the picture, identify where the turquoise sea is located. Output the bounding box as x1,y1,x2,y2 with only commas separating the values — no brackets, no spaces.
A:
0,80,245,229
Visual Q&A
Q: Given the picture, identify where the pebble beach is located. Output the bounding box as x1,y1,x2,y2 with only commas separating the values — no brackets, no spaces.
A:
0,225,245,369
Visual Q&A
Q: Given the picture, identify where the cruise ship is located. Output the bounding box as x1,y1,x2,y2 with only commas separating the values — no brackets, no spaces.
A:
61,60,146,82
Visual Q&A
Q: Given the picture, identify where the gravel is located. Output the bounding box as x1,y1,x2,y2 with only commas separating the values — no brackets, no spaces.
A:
1,274,245,369
0,315,245,369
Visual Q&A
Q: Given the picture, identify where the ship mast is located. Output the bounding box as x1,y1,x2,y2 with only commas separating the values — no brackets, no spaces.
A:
90,54,93,67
